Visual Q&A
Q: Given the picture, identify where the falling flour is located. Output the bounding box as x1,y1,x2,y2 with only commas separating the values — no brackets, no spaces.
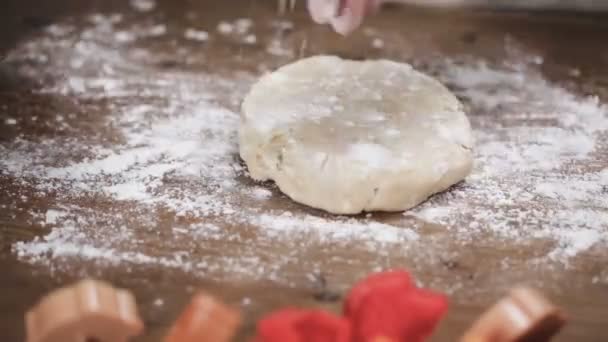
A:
1,12,607,285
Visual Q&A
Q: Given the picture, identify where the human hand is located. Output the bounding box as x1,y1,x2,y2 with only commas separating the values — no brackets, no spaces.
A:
307,0,467,35
307,0,381,35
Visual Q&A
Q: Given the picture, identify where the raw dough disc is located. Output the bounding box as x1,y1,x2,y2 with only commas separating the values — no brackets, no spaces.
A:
239,55,474,214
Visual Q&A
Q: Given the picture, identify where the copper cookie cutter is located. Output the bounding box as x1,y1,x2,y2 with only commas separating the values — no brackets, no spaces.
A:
461,286,567,342
26,279,143,342
164,292,241,342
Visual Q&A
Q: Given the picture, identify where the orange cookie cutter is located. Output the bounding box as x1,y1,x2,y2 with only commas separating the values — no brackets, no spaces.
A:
165,292,241,342
26,279,143,342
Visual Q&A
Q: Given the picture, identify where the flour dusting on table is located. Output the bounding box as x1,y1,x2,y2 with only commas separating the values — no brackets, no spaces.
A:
409,59,608,262
1,12,607,285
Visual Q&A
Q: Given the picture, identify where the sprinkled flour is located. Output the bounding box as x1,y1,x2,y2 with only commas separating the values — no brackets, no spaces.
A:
3,13,418,281
409,60,608,262
184,29,210,42
1,12,607,284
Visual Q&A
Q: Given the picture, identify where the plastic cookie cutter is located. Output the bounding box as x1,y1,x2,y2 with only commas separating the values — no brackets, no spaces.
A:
461,286,567,342
164,292,241,342
25,279,143,342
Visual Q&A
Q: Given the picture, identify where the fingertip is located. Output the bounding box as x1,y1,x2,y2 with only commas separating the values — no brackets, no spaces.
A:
308,0,339,24
330,11,364,36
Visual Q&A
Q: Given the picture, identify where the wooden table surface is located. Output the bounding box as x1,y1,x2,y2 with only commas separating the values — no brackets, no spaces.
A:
1,0,607,341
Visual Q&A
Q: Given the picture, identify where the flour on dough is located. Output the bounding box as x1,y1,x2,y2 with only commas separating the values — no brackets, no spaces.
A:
239,55,474,214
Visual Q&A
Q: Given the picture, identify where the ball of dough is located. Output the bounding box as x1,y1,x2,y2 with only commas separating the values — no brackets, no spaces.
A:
239,56,473,214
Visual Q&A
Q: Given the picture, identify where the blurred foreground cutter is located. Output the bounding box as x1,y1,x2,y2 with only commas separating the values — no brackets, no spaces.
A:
344,270,448,342
165,292,241,342
461,286,567,342
26,279,143,342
